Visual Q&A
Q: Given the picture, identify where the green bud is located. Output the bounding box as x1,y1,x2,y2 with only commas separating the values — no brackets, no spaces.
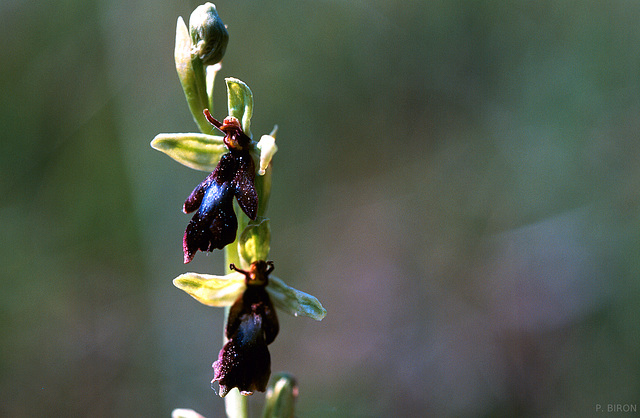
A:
262,373,298,418
150,132,226,172
238,218,271,267
189,3,229,66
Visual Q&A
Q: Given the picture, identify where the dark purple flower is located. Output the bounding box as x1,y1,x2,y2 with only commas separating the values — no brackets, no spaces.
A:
182,112,258,263
212,261,279,396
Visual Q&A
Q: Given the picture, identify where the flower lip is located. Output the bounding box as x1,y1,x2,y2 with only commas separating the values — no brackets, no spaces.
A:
182,154,239,262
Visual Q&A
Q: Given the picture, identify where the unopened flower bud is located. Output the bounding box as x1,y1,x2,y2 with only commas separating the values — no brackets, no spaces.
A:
189,3,229,66
263,373,298,418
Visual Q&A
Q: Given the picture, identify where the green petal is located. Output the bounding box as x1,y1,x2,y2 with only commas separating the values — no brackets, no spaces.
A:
226,78,253,138
238,217,271,268
267,276,327,321
173,272,245,307
151,133,226,172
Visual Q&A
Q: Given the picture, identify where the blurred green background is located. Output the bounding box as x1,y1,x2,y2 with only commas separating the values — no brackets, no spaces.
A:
2,0,639,416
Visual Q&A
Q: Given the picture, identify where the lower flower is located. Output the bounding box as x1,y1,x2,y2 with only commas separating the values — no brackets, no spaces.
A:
211,261,279,397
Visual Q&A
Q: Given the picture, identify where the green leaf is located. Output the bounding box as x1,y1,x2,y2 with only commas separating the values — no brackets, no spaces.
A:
267,276,327,321
226,78,253,138
174,17,210,133
238,217,271,268
151,132,226,172
173,272,245,307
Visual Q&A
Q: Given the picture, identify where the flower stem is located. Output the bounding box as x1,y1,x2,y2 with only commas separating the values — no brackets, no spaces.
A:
222,383,249,418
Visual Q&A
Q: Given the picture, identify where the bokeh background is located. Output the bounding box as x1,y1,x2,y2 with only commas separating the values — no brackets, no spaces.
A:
2,0,639,416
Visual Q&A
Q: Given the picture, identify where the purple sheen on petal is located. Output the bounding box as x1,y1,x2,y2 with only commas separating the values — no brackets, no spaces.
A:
182,180,237,263
183,171,216,214
212,313,271,396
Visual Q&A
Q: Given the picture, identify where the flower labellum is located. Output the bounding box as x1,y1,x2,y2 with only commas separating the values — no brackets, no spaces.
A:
183,110,258,263
212,261,279,397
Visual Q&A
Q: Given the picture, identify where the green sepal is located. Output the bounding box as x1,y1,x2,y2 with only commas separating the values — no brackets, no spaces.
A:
267,276,327,321
226,78,253,138
238,217,271,268
151,133,226,172
174,17,210,133
262,373,298,418
173,272,245,307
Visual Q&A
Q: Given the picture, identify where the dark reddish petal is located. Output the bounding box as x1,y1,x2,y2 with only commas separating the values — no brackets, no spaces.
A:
232,153,258,220
226,286,279,344
212,320,271,396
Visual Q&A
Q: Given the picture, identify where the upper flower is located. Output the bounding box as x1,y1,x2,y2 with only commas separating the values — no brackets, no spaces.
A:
182,111,258,263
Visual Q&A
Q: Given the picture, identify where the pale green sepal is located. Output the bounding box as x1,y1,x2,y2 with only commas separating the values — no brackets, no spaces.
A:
238,217,271,268
172,409,206,418
256,126,278,175
151,133,226,172
262,373,298,418
173,272,245,307
175,17,210,133
226,78,253,138
267,276,327,321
